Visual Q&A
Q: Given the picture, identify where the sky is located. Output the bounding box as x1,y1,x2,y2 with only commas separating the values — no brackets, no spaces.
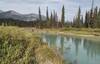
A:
0,0,100,21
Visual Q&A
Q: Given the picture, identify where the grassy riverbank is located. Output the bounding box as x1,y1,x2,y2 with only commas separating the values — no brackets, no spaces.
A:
26,27,100,42
26,27,100,36
0,26,64,64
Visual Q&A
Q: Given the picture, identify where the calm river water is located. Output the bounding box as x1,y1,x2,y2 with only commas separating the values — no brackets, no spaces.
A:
42,34,100,64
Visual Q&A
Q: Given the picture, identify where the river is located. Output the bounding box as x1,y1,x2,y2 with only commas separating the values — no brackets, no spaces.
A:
41,33,100,64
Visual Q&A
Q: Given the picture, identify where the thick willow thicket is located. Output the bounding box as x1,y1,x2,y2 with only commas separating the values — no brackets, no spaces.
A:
0,26,63,64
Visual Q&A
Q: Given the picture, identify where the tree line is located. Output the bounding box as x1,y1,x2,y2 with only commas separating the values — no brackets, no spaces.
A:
0,5,100,28
73,6,100,28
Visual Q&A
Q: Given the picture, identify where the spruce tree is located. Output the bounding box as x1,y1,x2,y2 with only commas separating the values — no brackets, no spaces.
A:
80,16,83,27
46,7,49,28
50,12,53,27
38,7,42,28
46,7,49,21
74,7,81,28
89,9,94,28
98,8,100,15
39,7,42,21
55,12,58,28
77,7,81,28
94,6,98,28
85,11,89,28
61,5,65,27
94,6,98,16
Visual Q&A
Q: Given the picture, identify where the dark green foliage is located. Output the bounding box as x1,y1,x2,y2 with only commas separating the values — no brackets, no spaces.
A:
89,9,94,28
61,5,65,27
73,6,100,28
50,12,53,27
73,7,83,28
73,7,82,28
84,12,90,28
77,7,81,27
0,19,35,27
83,6,100,28
46,7,49,21
39,7,42,21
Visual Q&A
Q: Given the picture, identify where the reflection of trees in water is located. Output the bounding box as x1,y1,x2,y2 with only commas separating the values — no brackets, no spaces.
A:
71,37,82,64
83,39,100,58
60,36,64,54
43,35,100,64
73,37,81,56
43,35,65,55
65,36,71,42
45,34,57,47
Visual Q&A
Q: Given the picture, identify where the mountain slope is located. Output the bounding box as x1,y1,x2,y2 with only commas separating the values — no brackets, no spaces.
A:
0,10,46,21
0,10,3,13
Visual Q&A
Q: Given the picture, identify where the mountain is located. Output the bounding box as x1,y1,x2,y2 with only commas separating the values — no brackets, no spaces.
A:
0,10,3,13
0,10,46,21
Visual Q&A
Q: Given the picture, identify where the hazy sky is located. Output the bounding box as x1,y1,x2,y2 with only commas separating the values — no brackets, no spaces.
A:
0,0,100,21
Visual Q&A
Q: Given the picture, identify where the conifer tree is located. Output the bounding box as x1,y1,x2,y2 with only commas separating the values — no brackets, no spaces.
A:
77,7,81,28
39,7,42,21
85,11,89,28
94,6,98,16
94,6,98,27
74,7,81,28
46,7,49,28
98,8,100,15
46,7,49,21
38,7,42,28
89,9,94,28
80,16,83,27
61,5,65,27
50,12,53,27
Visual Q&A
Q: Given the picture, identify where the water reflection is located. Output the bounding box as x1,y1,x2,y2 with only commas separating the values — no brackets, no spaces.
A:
42,34,100,64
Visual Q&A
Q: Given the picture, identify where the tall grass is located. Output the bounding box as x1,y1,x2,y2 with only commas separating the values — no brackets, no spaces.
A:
0,26,64,64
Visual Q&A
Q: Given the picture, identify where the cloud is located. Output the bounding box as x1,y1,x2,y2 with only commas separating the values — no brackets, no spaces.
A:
0,0,61,4
0,0,100,21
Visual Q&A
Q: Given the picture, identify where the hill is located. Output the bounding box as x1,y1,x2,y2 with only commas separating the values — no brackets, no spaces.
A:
0,10,46,21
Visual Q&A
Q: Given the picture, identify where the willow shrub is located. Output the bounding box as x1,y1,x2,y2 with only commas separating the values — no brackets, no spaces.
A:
0,26,64,64
0,26,39,64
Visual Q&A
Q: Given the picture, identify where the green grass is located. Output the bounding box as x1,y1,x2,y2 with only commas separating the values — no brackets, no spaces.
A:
0,26,64,64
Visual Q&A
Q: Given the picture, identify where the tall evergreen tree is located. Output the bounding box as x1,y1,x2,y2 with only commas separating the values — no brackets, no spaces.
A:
55,12,58,28
38,7,42,21
85,11,89,28
46,7,49,21
94,6,98,27
98,8,100,15
61,5,65,27
50,12,53,27
37,7,42,28
53,11,58,28
55,12,58,22
89,8,94,28
77,7,81,28
52,10,56,27
94,6,98,16
80,16,83,27
74,7,81,28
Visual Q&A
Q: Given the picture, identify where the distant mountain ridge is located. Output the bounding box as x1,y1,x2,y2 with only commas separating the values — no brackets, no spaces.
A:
0,10,46,21
0,10,3,13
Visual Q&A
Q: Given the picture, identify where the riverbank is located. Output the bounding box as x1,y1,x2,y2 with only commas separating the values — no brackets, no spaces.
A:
25,28,100,42
0,26,64,64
